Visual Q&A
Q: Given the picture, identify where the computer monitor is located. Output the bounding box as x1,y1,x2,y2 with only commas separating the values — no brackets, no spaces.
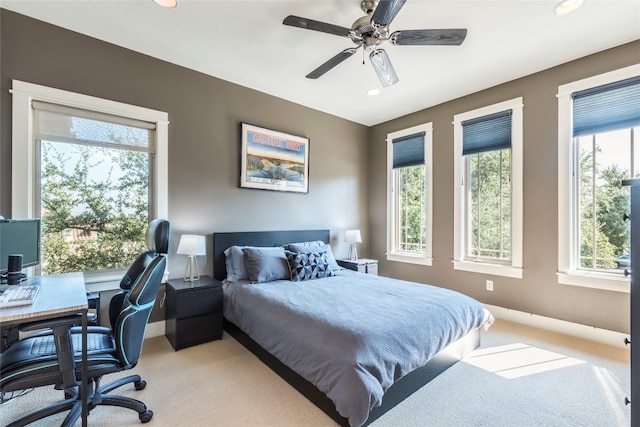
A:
0,219,41,274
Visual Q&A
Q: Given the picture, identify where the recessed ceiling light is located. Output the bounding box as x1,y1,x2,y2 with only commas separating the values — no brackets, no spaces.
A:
153,0,177,8
554,0,584,15
367,88,381,96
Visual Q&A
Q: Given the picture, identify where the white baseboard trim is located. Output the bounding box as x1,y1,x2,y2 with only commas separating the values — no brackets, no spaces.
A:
145,320,166,339
485,304,629,350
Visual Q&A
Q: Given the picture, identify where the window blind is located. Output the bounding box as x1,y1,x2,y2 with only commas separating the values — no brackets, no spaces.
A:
32,101,155,153
462,110,512,156
572,75,640,137
392,131,425,168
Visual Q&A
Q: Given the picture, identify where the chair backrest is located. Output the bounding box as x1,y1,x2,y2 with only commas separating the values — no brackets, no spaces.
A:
116,255,166,367
109,219,170,328
110,219,170,367
119,219,170,290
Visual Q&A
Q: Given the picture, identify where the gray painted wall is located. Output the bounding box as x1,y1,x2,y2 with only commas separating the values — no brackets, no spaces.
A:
0,9,369,322
2,9,639,333
369,40,640,334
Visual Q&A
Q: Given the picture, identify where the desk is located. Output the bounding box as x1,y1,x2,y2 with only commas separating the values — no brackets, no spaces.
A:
0,272,89,426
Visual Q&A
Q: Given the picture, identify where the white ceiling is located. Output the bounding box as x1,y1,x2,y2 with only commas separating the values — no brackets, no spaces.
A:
1,0,639,126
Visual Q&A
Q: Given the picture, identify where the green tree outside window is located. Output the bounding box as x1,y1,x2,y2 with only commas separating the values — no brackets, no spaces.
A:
40,141,149,274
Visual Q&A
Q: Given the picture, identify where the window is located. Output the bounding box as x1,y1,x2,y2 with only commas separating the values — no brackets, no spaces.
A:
558,65,640,292
453,98,523,278
386,123,433,266
11,80,168,290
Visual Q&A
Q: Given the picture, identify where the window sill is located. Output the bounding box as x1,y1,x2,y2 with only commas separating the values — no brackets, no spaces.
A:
387,252,432,266
82,270,125,292
557,271,629,293
453,260,523,278
85,280,121,293
83,270,170,293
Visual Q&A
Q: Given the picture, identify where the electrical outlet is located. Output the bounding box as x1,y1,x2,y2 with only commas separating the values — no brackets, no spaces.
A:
486,280,494,291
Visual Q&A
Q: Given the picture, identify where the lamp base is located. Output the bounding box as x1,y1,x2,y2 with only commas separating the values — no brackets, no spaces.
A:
183,255,200,282
349,243,358,261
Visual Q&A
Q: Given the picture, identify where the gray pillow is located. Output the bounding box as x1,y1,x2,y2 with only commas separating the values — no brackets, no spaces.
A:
242,246,290,283
224,245,249,282
284,242,340,272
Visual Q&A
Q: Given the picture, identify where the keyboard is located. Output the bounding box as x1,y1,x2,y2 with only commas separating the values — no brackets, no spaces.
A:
0,283,40,308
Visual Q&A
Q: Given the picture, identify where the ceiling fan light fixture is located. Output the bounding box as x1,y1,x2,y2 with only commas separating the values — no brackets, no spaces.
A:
369,49,399,87
153,0,177,8
367,88,381,96
360,0,378,15
554,0,584,15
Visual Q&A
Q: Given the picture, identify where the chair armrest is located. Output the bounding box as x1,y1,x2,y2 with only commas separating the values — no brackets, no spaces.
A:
18,314,84,332
13,314,83,389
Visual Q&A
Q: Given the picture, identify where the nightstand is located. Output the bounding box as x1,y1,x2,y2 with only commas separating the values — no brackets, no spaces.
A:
165,275,223,351
337,259,378,275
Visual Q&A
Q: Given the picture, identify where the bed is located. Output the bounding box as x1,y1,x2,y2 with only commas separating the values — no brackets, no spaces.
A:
213,229,493,427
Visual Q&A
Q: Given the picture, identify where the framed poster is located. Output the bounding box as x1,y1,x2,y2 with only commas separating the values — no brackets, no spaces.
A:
240,123,309,193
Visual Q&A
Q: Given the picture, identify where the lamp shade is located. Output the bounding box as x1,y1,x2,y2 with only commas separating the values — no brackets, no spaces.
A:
345,230,362,244
177,234,206,256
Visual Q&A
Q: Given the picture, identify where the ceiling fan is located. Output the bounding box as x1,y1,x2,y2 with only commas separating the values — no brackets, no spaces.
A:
283,0,467,87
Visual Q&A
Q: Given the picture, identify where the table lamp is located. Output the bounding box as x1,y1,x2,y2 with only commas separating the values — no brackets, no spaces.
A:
177,234,206,282
345,229,362,261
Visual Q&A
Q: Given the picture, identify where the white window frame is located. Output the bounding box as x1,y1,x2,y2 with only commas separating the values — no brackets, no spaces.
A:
386,123,433,266
10,80,169,289
557,65,640,293
453,98,524,279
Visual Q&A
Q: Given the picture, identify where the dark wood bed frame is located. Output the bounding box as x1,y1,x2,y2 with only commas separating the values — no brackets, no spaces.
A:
213,229,480,426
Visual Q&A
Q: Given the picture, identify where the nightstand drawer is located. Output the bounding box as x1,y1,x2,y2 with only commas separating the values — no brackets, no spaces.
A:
171,312,223,349
173,286,222,319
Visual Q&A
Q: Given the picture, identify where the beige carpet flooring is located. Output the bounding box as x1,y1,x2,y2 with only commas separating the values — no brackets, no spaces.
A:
1,319,630,427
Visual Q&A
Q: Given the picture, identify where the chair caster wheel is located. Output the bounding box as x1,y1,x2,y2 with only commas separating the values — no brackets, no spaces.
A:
139,409,153,423
134,380,146,390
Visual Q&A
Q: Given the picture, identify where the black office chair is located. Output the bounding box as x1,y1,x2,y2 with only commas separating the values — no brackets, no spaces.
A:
0,218,170,427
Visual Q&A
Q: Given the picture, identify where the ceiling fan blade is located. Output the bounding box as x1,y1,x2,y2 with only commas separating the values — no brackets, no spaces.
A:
369,49,399,87
283,15,351,37
306,48,359,79
371,0,407,27
390,29,468,46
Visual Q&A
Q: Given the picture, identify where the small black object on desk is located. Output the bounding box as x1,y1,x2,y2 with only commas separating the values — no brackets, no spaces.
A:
6,254,25,285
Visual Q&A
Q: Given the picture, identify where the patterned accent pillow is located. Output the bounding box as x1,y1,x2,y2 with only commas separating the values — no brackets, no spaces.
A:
284,242,340,272
286,250,334,282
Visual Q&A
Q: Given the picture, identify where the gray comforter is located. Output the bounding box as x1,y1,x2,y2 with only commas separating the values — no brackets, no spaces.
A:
223,270,493,427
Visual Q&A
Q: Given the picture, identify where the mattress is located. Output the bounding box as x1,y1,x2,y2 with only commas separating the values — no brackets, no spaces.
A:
223,269,493,427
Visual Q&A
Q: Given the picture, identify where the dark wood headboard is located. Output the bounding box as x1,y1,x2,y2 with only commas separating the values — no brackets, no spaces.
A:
212,229,330,281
